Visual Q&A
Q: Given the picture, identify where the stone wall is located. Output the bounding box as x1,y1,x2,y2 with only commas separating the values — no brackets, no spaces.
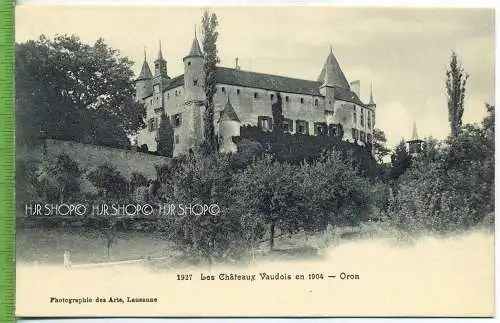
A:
17,139,171,180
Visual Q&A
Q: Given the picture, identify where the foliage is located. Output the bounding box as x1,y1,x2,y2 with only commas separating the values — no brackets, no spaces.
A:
231,138,265,169
15,35,145,148
156,112,174,157
201,10,221,154
87,164,129,199
372,128,391,163
446,52,469,138
389,140,411,181
37,153,82,202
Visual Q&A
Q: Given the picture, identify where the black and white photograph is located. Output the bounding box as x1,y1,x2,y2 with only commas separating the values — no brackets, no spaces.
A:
15,5,494,317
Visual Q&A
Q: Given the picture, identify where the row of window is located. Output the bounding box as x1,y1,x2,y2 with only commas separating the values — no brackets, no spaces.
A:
220,87,321,106
353,106,374,128
258,116,342,137
147,113,182,132
351,128,373,144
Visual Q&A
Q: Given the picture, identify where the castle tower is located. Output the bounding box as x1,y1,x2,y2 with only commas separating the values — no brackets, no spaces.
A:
218,95,241,154
407,122,423,156
175,30,205,156
319,46,340,115
135,48,153,100
153,40,168,79
151,41,169,111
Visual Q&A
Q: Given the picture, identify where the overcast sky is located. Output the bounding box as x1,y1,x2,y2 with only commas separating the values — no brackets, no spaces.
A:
15,5,494,148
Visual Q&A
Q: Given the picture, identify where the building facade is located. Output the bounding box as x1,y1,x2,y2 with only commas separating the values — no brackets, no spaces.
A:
134,36,377,157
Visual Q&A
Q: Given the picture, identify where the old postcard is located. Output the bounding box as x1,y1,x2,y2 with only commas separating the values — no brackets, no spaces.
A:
15,5,494,317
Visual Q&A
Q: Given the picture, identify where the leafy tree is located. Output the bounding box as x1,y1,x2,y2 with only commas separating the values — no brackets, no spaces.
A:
389,140,411,181
201,10,221,154
37,153,82,202
271,92,284,131
156,112,174,157
372,128,390,163
87,164,129,199
446,52,469,138
16,35,146,148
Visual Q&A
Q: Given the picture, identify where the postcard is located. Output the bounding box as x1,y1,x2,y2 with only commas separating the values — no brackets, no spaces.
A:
15,5,495,317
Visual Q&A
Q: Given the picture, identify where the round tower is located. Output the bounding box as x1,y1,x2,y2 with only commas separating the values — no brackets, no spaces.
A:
218,95,241,154
183,29,205,104
135,48,153,100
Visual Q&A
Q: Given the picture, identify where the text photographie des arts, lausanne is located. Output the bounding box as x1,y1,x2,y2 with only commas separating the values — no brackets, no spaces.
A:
14,4,494,317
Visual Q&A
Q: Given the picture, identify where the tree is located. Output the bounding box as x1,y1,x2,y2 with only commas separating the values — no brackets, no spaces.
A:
446,52,469,138
16,35,146,148
87,164,129,199
372,128,390,163
272,92,284,131
38,153,82,202
156,112,174,157
389,140,411,181
201,10,221,154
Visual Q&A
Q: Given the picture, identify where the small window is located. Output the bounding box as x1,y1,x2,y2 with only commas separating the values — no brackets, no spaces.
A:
222,87,225,93
258,116,273,132
187,61,191,66
285,96,289,102
314,99,319,106
360,131,366,142
254,92,258,99
353,108,357,124
148,118,155,132
296,120,309,135
270,94,274,100
173,114,182,127
314,122,327,135
237,89,240,95
282,119,294,132
300,98,304,104
167,93,170,99
360,109,365,126
175,135,180,144
193,79,198,86
329,100,331,105
352,128,359,141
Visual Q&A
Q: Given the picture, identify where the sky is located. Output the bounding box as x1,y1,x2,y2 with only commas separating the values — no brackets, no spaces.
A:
15,5,495,149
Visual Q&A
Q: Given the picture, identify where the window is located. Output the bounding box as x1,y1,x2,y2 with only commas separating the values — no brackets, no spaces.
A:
167,93,170,100
314,99,319,106
254,92,258,99
328,124,337,137
175,135,180,144
296,120,309,135
148,118,155,132
173,114,182,127
314,122,327,135
282,119,294,132
285,96,289,102
367,112,371,128
300,98,304,104
351,128,359,141
237,89,240,95
329,100,332,105
360,109,364,126
353,106,357,124
270,94,274,100
360,131,366,142
258,116,273,131
222,87,225,93
193,79,198,86
187,61,191,66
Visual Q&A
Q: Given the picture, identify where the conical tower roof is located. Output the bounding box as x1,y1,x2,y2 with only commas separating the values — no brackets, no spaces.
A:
368,82,376,105
156,40,165,62
185,27,203,58
409,121,422,142
317,46,350,89
137,48,152,80
219,96,240,122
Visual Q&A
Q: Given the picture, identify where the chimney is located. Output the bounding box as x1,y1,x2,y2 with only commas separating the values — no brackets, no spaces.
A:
235,57,241,70
350,80,360,97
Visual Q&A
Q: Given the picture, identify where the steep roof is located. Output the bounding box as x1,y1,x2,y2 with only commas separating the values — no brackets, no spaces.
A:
137,60,152,80
317,48,350,89
186,36,203,58
219,96,240,122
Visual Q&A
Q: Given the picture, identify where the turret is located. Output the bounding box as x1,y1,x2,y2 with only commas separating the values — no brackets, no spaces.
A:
135,48,153,100
183,28,205,105
319,45,350,111
407,121,423,156
218,95,241,154
154,40,168,79
367,82,376,127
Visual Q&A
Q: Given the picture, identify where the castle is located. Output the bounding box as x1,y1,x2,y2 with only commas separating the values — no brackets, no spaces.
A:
134,33,377,157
